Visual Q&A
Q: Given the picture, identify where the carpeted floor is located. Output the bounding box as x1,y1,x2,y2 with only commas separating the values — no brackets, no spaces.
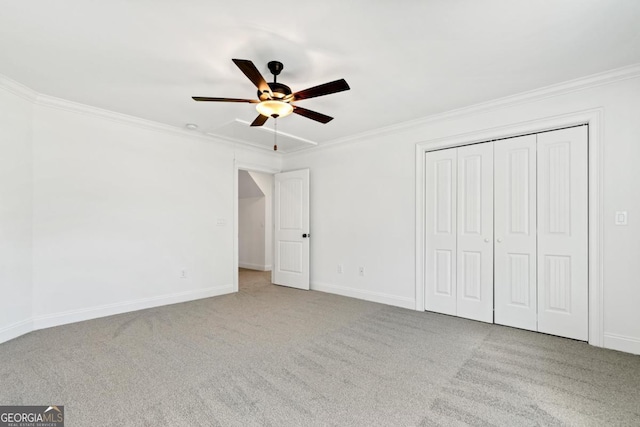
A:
1,269,639,426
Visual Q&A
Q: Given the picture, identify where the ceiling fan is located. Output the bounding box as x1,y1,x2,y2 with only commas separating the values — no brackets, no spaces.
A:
192,59,350,127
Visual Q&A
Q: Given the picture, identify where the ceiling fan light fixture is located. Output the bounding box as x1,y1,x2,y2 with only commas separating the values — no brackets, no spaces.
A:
256,100,293,118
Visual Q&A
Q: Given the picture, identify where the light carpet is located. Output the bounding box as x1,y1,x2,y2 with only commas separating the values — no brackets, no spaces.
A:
1,269,639,426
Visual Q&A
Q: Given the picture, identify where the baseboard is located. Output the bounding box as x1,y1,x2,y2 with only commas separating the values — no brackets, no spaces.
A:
32,284,234,331
239,262,271,271
0,318,34,344
311,282,415,310
603,333,640,355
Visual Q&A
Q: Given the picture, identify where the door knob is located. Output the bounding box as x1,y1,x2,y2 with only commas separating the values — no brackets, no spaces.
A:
497,238,503,243
484,238,490,243
302,233,310,238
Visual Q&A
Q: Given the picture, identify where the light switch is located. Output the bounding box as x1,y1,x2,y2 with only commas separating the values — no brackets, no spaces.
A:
615,211,628,226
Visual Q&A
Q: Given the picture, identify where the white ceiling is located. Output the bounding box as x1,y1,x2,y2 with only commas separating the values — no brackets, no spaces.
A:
1,1,639,152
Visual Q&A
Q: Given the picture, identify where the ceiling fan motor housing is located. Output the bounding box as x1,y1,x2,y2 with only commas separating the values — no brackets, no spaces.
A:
259,82,292,101
257,61,291,101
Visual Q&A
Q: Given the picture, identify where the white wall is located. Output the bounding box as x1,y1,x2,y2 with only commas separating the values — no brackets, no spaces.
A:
249,171,273,269
238,171,273,271
0,85,34,342
0,76,281,341
239,196,266,270
3,68,640,356
283,71,640,354
29,104,280,328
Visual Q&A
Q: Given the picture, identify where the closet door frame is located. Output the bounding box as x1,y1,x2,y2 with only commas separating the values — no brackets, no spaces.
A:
415,108,604,347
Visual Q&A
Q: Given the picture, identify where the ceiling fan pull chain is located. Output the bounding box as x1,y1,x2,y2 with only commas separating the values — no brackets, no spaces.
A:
273,118,278,151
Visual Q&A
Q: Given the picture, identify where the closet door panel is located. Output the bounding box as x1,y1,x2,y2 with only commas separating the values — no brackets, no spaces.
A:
494,135,537,331
456,143,494,323
425,149,457,315
537,126,588,341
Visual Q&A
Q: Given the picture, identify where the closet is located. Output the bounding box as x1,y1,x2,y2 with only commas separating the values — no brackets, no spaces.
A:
425,126,588,341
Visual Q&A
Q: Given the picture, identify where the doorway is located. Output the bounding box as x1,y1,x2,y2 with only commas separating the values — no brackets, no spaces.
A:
237,168,274,291
233,164,311,292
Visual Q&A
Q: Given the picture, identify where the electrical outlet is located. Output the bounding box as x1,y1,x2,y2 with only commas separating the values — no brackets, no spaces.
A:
181,269,187,279
359,266,365,276
337,264,343,274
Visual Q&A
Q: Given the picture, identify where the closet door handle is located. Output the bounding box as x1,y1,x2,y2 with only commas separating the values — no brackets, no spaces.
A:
497,238,503,243
484,238,490,243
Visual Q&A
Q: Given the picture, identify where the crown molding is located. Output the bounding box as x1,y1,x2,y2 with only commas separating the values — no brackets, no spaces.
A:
4,63,640,159
0,74,38,102
0,73,281,157
35,94,281,157
287,62,640,157
34,93,241,146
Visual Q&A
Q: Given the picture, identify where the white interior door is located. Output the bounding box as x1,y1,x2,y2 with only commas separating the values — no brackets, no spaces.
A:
537,126,588,340
456,143,494,323
494,135,538,331
273,169,310,290
425,149,457,315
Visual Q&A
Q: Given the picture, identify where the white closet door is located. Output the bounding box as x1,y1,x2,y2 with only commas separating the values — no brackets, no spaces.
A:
537,126,588,341
494,135,538,331
456,143,494,323
425,148,457,316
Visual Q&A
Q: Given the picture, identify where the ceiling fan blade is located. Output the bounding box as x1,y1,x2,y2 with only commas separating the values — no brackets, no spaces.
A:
292,106,334,124
250,114,269,127
232,59,273,98
292,79,350,101
192,96,258,103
